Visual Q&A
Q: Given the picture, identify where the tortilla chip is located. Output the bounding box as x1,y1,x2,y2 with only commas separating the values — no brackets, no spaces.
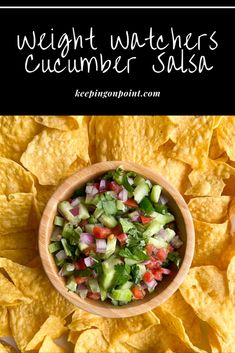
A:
26,255,42,268
227,256,235,303
188,196,230,223
26,315,67,351
217,116,235,161
208,326,235,353
90,116,175,164
0,116,42,162
0,272,31,306
169,116,214,167
192,220,231,268
223,175,235,196
0,249,38,265
0,230,38,250
185,159,235,196
0,307,11,336
34,183,57,214
0,341,17,353
39,336,66,353
167,116,195,143
180,266,235,342
67,330,80,345
20,126,89,185
34,116,83,131
209,131,225,160
62,157,90,179
74,329,108,353
0,193,38,235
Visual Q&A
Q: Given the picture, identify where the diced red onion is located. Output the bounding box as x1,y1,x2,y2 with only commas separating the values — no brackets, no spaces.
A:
55,250,67,261
142,260,151,265
58,267,65,276
70,207,79,216
96,239,107,253
80,233,94,245
141,282,148,290
159,195,168,205
92,270,98,278
76,284,88,299
84,256,95,267
171,235,183,249
91,186,99,196
130,211,140,222
70,197,80,207
127,177,134,185
230,215,235,235
99,179,107,192
85,185,94,194
118,188,128,202
156,228,168,241
146,179,152,188
147,279,157,290
161,268,171,275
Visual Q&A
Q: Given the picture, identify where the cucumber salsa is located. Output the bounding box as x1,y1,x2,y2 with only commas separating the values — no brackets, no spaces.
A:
49,167,183,305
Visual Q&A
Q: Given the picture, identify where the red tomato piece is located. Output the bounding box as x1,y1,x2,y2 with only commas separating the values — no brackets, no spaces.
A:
143,271,154,283
75,276,87,284
83,245,96,256
168,244,174,253
146,256,161,270
151,269,163,281
146,243,155,256
140,215,153,224
108,181,122,194
79,219,88,228
116,233,128,244
94,182,100,190
74,258,86,270
131,286,144,300
112,224,123,236
156,248,168,262
124,199,138,208
93,226,111,239
87,292,101,300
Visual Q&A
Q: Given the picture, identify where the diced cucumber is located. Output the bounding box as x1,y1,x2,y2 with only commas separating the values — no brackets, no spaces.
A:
78,204,90,220
149,212,175,225
78,242,89,252
66,276,77,292
100,286,107,301
143,220,162,237
94,208,104,219
139,197,155,214
100,256,122,290
58,201,78,223
124,258,142,266
102,255,122,274
88,216,97,224
99,214,117,228
154,204,168,214
133,182,149,203
102,200,117,215
118,281,133,289
102,236,117,259
150,185,162,203
85,193,94,204
48,242,62,253
116,200,127,212
148,237,168,249
134,175,145,186
62,222,74,239
164,228,176,242
85,224,95,233
111,289,132,302
61,238,72,257
54,216,64,227
64,263,75,272
88,278,100,293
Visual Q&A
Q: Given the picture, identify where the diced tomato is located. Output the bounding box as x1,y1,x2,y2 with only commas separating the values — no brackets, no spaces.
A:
146,256,161,270
131,286,144,300
124,199,138,208
75,276,87,284
87,292,101,300
146,244,155,256
74,258,86,270
112,224,123,236
93,226,111,239
161,268,171,275
140,215,153,224
143,271,154,283
94,182,100,190
108,181,122,194
152,269,163,281
79,219,88,228
168,244,174,253
156,248,168,262
83,245,96,256
116,233,128,245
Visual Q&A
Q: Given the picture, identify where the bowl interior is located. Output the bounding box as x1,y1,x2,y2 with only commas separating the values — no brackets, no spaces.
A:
39,161,194,318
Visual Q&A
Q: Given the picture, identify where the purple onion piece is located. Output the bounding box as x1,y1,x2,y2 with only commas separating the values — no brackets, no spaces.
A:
85,185,94,194
55,250,67,261
70,197,80,207
76,284,88,299
58,267,65,277
127,177,134,185
171,235,183,249
84,256,95,267
96,239,107,253
99,179,107,191
118,188,128,202
159,195,168,205
147,279,157,290
80,233,94,245
70,207,79,216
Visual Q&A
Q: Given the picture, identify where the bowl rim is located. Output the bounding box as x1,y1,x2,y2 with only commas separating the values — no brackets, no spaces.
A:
39,161,195,318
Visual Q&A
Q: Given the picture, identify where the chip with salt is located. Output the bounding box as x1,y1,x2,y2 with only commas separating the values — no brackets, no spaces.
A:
188,196,230,223
0,307,10,336
39,336,66,353
0,193,38,235
25,315,67,351
0,249,38,265
185,159,235,196
217,116,235,161
20,126,89,185
0,116,42,162
180,266,235,342
0,272,31,306
74,329,108,353
192,220,230,268
34,116,83,131
168,116,214,168
0,230,38,250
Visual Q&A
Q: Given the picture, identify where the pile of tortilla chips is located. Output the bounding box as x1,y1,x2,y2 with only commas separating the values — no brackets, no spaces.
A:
0,115,234,353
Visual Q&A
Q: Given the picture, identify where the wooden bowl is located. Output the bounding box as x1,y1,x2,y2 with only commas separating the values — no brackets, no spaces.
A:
39,161,194,318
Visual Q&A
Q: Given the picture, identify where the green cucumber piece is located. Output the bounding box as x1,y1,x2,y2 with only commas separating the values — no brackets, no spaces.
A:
102,237,117,259
133,182,149,203
66,276,77,292
150,185,162,203
118,281,133,289
54,216,64,227
61,238,72,257
78,204,90,220
94,208,104,219
149,212,175,225
88,278,100,293
134,175,145,186
143,220,162,237
99,214,117,228
148,237,168,249
48,242,62,253
111,289,132,302
102,200,117,215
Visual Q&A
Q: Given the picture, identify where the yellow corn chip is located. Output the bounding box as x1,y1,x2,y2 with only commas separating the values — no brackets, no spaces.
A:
62,157,90,179
90,116,175,164
0,116,42,162
0,193,38,235
169,116,214,167
185,159,235,196
208,326,235,353
227,256,235,303
180,266,235,342
0,230,38,250
39,336,66,353
0,272,31,306
217,116,235,161
209,131,225,160
223,175,235,196
20,126,89,185
192,220,231,268
188,196,230,223
0,341,17,353
34,116,83,131
167,116,195,143
34,183,57,214
0,307,11,336
74,329,108,353
26,315,67,351
0,249,38,265
67,330,80,345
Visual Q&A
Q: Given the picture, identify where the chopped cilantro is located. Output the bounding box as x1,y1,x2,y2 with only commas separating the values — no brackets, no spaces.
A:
112,264,131,287
119,247,149,262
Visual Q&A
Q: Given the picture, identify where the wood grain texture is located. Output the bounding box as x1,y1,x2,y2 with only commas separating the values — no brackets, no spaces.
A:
39,161,195,318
